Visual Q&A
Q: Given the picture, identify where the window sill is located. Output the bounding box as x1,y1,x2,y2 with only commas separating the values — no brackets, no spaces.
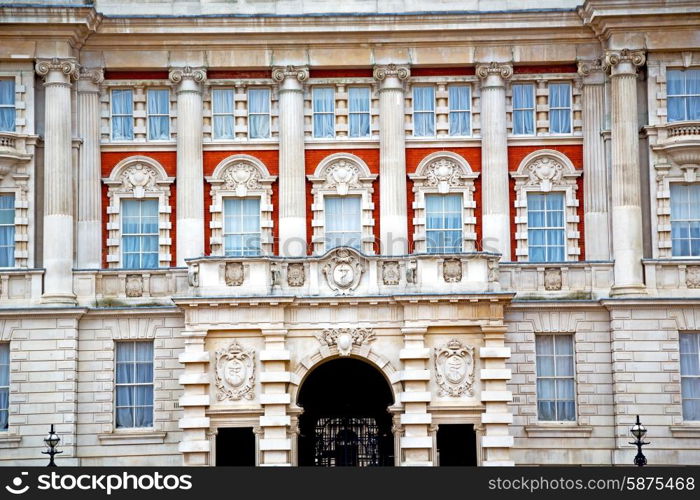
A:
524,424,593,438
670,425,700,438
0,433,22,448
97,430,167,446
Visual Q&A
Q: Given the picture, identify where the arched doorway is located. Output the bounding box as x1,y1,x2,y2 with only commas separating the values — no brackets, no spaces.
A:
297,357,395,466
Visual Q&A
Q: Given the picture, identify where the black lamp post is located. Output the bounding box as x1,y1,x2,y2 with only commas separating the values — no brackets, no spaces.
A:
42,424,63,467
629,415,650,466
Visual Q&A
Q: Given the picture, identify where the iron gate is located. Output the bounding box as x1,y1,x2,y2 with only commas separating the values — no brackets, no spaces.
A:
313,416,387,466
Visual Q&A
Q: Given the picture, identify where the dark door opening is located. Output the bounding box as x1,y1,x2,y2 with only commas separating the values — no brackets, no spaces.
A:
297,358,394,466
436,424,477,466
216,427,255,466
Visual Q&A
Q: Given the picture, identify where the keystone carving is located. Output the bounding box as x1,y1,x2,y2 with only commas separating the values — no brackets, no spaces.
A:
315,327,375,356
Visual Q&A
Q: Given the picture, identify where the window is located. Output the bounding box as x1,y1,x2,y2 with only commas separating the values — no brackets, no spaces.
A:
121,199,159,269
671,184,700,257
0,79,14,132
212,88,235,140
348,87,371,138
325,196,361,250
448,85,471,136
549,82,571,134
313,87,335,138
668,69,700,122
681,333,700,421
425,194,462,253
248,88,271,139
147,89,170,141
536,334,575,422
0,195,14,268
0,343,8,431
223,198,261,256
527,192,565,262
111,89,134,141
115,341,154,428
413,86,435,137
512,83,535,135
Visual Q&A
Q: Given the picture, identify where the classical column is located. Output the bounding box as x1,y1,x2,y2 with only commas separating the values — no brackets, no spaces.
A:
35,58,79,304
169,66,206,266
477,63,513,260
373,64,410,255
578,60,611,261
272,66,308,257
77,67,104,269
604,50,647,295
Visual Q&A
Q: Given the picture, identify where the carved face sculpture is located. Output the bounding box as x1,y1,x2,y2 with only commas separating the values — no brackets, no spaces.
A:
445,354,467,384
224,359,246,388
333,263,355,287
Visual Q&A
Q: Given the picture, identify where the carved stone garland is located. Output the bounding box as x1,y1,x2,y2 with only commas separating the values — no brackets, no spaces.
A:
315,327,375,356
434,339,475,397
215,341,256,401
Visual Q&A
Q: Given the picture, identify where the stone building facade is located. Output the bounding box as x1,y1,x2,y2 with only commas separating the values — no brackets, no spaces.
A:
0,0,699,466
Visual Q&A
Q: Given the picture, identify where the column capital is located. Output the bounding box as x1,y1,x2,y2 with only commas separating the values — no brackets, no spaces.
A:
577,59,606,85
373,63,410,83
77,66,104,93
169,66,207,93
35,57,79,84
603,49,646,77
476,62,513,82
272,65,309,84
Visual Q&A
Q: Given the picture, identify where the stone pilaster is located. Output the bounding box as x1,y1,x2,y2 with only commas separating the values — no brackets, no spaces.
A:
479,326,514,466
477,62,513,260
604,49,647,295
169,66,206,266
578,60,611,261
177,330,211,466
35,58,79,304
77,67,104,269
258,328,292,466
374,64,410,256
398,326,433,465
272,66,308,257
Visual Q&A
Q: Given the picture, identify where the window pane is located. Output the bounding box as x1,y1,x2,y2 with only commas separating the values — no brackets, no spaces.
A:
513,84,534,135
122,200,160,269
0,195,15,267
0,80,15,132
449,85,470,136
223,198,261,256
313,87,335,138
147,89,170,140
349,87,370,138
425,195,462,253
213,89,235,139
536,334,575,422
115,341,154,428
671,184,700,257
249,88,271,139
325,196,361,249
413,87,435,137
111,89,133,140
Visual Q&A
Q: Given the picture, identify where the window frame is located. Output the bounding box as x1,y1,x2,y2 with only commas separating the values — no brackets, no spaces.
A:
114,340,155,430
347,86,371,139
312,86,336,139
222,197,262,256
0,343,9,432
548,81,573,135
424,193,464,254
412,85,436,137
120,198,160,270
447,84,471,137
0,78,16,133
247,87,272,140
146,88,171,142
512,82,536,136
211,87,236,141
680,332,700,422
535,333,577,423
110,88,135,142
323,195,363,251
669,183,700,258
526,192,567,263
667,68,700,123
0,193,15,269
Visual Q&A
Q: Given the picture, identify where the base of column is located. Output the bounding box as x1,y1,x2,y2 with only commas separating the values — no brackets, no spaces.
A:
41,293,77,305
610,283,647,297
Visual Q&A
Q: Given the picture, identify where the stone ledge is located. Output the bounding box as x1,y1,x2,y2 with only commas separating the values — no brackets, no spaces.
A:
97,430,167,446
524,424,593,438
0,433,21,449
670,425,700,438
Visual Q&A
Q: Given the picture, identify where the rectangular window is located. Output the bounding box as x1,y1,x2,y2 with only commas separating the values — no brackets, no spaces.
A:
549,82,571,134
248,88,271,139
313,87,335,138
528,192,565,262
0,195,14,268
425,194,462,253
536,334,575,422
671,184,700,257
681,333,700,421
121,199,159,269
147,89,170,141
325,196,362,250
111,89,134,141
0,343,8,431
115,341,154,429
212,88,235,140
448,85,471,136
348,87,371,138
0,79,15,132
223,198,261,256
413,86,435,137
513,83,535,135
668,69,700,122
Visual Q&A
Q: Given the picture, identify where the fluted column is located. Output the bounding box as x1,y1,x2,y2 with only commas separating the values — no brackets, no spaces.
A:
477,63,513,260
272,66,308,257
77,67,104,269
604,50,647,295
374,64,410,255
578,60,611,261
35,58,79,304
170,66,206,266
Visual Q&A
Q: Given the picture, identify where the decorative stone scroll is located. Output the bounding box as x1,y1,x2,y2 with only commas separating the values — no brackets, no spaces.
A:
322,248,365,294
315,327,375,356
215,341,255,401
434,339,475,397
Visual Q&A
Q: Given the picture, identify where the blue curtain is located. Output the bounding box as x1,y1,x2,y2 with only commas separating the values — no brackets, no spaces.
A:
122,199,158,269
248,88,270,139
549,83,571,134
536,335,575,421
313,87,335,138
528,193,565,262
671,183,700,257
213,89,235,139
147,89,170,140
224,198,261,256
116,342,154,428
449,85,470,136
413,86,435,136
513,84,535,135
425,194,462,253
0,80,15,132
680,333,700,421
349,87,370,138
668,69,700,122
0,343,8,430
0,195,15,267
111,89,134,140
325,196,361,249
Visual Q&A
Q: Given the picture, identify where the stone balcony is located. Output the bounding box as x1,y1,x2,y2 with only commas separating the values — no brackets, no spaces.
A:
0,269,43,305
643,259,700,297
74,268,189,306
0,132,33,169
652,121,700,176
